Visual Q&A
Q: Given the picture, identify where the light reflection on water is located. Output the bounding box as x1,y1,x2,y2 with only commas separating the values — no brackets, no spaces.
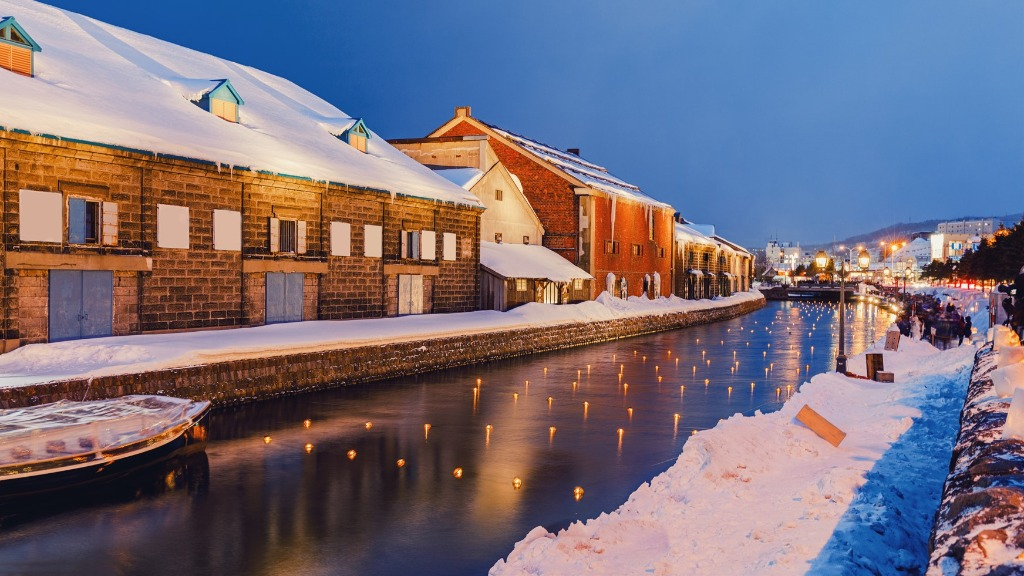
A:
0,301,893,576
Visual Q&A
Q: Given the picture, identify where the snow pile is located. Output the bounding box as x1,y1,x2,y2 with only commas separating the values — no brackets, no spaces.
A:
0,0,479,206
0,290,761,389
490,293,990,575
480,241,593,281
929,341,1024,573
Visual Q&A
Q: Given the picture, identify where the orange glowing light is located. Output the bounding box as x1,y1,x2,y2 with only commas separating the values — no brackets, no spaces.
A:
304,443,313,453
262,436,272,444
347,449,357,460
512,477,523,490
364,421,373,430
573,486,585,501
397,458,406,468
453,467,463,479
303,419,312,429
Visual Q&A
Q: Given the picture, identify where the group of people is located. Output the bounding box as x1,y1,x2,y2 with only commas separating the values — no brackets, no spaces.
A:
998,266,1024,340
895,294,972,350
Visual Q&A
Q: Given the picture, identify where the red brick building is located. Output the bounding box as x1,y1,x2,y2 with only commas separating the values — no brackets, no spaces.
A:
0,4,481,350
428,107,675,299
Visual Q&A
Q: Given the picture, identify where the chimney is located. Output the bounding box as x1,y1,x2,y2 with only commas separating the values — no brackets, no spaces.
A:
567,148,580,156
455,106,472,118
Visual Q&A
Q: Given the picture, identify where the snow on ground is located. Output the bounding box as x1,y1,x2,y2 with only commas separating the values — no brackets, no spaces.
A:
490,288,990,576
0,291,760,389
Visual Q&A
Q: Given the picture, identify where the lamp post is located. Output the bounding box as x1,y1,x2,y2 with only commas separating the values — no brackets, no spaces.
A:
836,260,849,374
858,249,870,283
903,266,912,297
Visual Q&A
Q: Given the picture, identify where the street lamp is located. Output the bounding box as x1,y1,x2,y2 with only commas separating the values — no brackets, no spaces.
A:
858,249,870,282
903,266,912,297
815,250,828,284
836,260,849,374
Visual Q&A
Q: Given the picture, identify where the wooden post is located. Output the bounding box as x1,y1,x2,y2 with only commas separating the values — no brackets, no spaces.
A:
795,405,846,447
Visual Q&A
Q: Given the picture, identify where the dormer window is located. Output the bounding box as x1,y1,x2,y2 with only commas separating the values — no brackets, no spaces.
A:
337,119,371,153
0,17,42,77
184,79,244,123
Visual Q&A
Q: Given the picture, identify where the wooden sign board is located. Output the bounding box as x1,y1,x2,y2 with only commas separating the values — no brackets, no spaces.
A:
876,371,895,383
795,405,847,448
884,331,901,351
866,353,885,381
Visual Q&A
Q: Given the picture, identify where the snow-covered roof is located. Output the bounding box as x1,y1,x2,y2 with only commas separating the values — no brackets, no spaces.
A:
433,167,484,190
480,241,593,282
485,123,671,208
687,223,716,237
0,0,481,208
675,222,716,246
713,234,751,257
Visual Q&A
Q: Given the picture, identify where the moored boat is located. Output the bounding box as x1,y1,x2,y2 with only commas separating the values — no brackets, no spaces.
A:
0,395,210,500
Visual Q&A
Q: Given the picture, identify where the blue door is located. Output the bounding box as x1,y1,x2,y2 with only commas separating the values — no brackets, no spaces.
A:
49,270,113,342
266,272,303,324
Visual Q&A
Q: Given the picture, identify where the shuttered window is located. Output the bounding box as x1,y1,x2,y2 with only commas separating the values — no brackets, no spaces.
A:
330,222,351,256
269,218,305,254
442,233,456,261
421,230,436,260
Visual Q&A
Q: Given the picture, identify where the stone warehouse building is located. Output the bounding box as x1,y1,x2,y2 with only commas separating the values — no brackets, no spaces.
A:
425,107,676,300
0,4,482,350
673,219,752,300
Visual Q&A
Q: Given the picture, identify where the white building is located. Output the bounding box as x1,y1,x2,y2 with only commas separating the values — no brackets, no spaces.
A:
936,218,997,236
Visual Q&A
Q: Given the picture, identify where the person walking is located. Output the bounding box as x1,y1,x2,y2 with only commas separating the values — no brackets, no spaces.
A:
963,316,973,345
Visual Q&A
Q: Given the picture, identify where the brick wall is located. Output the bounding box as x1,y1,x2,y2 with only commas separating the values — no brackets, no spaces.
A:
591,194,675,299
437,121,580,262
1,131,481,344
0,296,765,409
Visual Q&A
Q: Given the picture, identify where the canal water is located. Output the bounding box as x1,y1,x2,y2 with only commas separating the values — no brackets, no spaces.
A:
0,300,894,576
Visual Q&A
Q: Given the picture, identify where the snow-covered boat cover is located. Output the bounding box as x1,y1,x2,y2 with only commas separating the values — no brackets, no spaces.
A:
0,395,207,468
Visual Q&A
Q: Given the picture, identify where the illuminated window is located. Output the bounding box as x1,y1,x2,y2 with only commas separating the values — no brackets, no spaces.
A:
516,279,527,292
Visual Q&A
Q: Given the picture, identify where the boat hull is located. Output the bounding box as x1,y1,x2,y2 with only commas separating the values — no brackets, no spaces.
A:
0,408,209,502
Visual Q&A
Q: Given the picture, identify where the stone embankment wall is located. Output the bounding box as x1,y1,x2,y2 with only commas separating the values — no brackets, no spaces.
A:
929,345,1024,572
0,297,765,409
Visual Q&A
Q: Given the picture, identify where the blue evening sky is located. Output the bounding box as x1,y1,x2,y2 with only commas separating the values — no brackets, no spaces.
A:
44,0,1024,248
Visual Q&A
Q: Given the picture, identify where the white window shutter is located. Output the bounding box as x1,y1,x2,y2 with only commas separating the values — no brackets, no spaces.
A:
18,190,62,243
400,231,408,258
330,221,351,256
443,233,456,261
364,225,383,258
297,220,307,254
101,202,118,246
421,230,436,260
269,217,280,253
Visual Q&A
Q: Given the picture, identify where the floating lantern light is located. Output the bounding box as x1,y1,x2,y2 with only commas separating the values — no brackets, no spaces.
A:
706,360,711,366
512,477,523,490
547,396,554,406
627,407,633,418
658,376,663,382
304,443,313,454
704,378,710,386
365,422,373,430
397,459,406,468
674,413,680,423
453,467,463,479
623,383,629,394
574,486,585,501
303,419,312,429
692,429,697,436
477,378,482,385
347,450,357,460
513,392,519,400
263,436,272,444
424,423,431,440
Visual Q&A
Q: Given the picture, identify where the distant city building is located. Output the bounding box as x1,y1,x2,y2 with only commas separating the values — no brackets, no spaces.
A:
765,240,803,272
936,218,997,236
930,233,979,263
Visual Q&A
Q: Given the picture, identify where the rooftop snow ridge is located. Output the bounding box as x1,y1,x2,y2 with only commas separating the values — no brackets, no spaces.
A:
0,0,481,208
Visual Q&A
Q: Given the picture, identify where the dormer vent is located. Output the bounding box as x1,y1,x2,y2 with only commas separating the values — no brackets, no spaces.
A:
0,17,41,77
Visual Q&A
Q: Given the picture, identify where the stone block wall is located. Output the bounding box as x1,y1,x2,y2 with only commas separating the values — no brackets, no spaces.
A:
0,296,765,409
1,131,482,344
